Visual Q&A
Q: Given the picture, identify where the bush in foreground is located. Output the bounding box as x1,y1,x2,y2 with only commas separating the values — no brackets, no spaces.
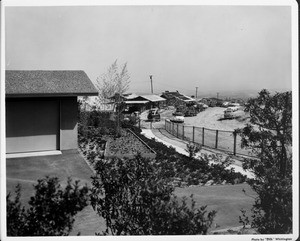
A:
7,177,89,236
90,154,216,235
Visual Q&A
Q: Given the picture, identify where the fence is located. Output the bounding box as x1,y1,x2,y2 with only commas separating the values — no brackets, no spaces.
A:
165,119,254,157
138,119,165,130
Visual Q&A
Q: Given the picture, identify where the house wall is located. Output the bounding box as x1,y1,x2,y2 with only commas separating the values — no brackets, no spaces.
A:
6,99,60,153
6,97,78,153
60,97,78,150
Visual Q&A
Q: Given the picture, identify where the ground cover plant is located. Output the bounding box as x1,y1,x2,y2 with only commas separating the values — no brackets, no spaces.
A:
129,126,247,186
7,177,89,236
78,125,154,164
90,154,216,235
102,129,154,158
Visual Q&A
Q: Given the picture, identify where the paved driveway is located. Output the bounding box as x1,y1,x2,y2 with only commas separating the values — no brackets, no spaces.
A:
6,150,104,236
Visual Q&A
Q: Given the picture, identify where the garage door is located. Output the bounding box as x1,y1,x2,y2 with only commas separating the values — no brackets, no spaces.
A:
6,100,59,153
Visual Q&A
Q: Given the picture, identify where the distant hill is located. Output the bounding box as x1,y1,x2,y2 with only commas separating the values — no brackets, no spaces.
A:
132,88,291,101
197,89,291,100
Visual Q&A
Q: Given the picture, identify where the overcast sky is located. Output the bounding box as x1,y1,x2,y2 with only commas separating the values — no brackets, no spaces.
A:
5,5,292,96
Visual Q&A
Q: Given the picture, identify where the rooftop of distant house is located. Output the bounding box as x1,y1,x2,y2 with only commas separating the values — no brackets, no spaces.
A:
161,90,195,102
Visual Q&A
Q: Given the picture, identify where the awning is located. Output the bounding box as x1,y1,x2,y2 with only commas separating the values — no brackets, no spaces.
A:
125,101,149,104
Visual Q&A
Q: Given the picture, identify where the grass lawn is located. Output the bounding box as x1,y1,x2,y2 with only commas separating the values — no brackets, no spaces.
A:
174,183,257,232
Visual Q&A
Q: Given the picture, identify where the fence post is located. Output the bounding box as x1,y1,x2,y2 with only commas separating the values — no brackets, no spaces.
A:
215,130,218,149
172,122,174,135
139,119,141,129
182,125,185,140
192,126,195,143
176,123,179,138
233,131,237,155
202,127,205,146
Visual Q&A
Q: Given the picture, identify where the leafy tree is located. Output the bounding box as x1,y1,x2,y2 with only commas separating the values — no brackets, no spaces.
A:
90,154,216,235
237,89,292,234
7,177,89,236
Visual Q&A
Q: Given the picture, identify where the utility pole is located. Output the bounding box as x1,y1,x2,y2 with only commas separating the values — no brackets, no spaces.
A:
195,87,198,100
149,75,153,94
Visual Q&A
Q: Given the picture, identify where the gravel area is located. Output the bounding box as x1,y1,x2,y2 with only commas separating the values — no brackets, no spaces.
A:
182,107,249,131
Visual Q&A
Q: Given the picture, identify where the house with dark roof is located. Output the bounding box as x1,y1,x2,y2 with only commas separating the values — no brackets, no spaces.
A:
6,70,98,154
124,94,166,113
200,97,223,107
161,91,195,107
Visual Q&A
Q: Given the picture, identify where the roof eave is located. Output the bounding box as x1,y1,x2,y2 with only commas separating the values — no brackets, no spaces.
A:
6,92,99,98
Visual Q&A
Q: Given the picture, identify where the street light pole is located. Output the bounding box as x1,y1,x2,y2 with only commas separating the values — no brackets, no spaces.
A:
149,75,153,94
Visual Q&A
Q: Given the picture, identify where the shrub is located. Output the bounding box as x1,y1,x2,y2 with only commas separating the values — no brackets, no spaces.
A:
78,108,116,133
7,177,89,236
186,142,202,158
90,155,216,235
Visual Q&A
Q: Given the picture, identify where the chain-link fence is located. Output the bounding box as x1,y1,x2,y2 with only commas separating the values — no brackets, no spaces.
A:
138,119,167,130
165,119,254,157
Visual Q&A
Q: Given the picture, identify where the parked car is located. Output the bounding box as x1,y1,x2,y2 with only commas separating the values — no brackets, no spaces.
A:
224,107,241,119
170,112,184,123
184,107,197,117
224,108,234,119
147,108,161,122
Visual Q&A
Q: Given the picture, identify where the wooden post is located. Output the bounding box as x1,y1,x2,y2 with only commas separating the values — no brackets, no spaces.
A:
182,125,185,140
192,126,195,143
215,130,219,149
139,119,141,129
165,119,166,130
176,124,179,138
261,137,264,156
202,127,205,146
233,131,237,155
172,122,174,135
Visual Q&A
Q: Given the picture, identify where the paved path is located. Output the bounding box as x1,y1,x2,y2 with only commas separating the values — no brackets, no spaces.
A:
141,128,254,179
